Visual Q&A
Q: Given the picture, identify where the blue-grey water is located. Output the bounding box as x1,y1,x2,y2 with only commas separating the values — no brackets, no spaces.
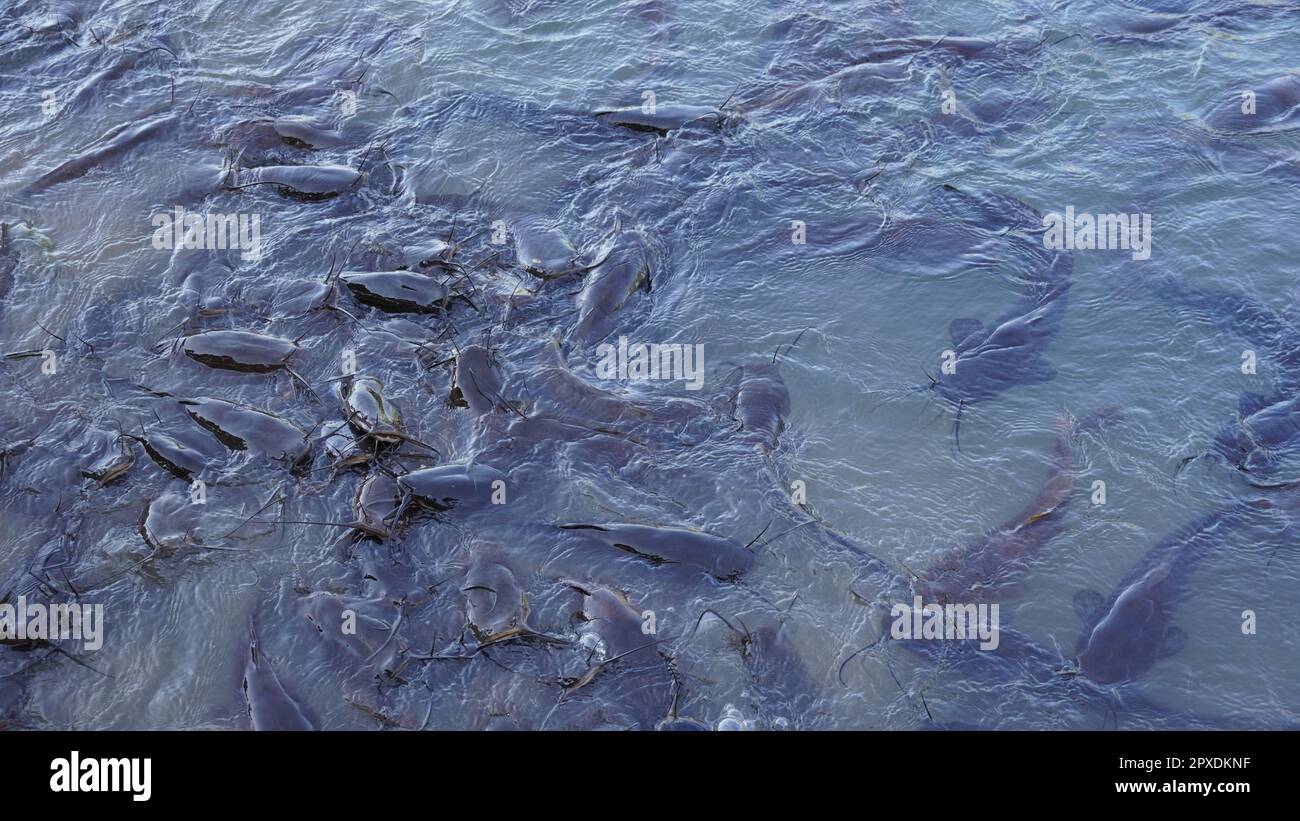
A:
1,0,1299,730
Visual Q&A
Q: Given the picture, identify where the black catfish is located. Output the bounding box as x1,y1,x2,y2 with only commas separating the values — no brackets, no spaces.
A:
569,231,651,347
528,338,703,434
449,345,507,414
513,220,615,280
922,186,1072,439
728,361,791,452
1072,500,1269,684
594,104,726,136
122,428,213,482
912,414,1085,605
557,583,674,730
396,463,506,512
559,522,754,580
243,627,314,731
1201,73,1300,136
228,164,362,200
178,397,311,470
1200,392,1300,480
1145,273,1300,391
745,623,822,728
180,330,298,374
21,114,176,194
340,271,450,314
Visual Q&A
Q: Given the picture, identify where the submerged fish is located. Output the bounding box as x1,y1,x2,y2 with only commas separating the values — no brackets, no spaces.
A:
178,397,311,470
80,429,134,485
594,104,725,135
180,330,298,374
559,522,754,580
449,345,507,415
924,186,1072,423
396,463,506,512
272,118,347,149
351,471,402,540
745,623,821,728
1072,500,1269,685
22,114,176,194
514,221,615,280
337,375,404,445
139,491,199,556
461,549,529,641
569,231,651,347
123,429,212,482
229,164,362,199
302,592,404,670
913,414,1084,605
729,362,791,452
1201,74,1300,136
1204,392,1300,479
515,224,581,280
243,627,315,731
528,338,705,437
563,583,675,730
340,271,450,314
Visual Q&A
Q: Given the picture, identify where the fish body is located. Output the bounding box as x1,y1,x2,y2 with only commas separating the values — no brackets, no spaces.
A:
1073,501,1267,684
181,330,297,373
244,630,314,731
340,271,448,314
397,464,506,511
179,398,310,469
559,522,753,580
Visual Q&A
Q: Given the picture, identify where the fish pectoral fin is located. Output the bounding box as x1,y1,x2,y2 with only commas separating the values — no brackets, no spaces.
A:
1158,626,1188,658
1072,589,1105,623
948,317,984,348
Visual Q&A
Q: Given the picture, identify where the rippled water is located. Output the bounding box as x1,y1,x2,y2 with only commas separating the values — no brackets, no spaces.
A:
2,0,1299,730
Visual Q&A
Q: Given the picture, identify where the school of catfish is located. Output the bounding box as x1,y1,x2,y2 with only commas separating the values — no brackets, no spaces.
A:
1,0,1299,730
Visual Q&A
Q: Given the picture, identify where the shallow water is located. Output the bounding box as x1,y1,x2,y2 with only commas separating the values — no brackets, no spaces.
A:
2,0,1299,729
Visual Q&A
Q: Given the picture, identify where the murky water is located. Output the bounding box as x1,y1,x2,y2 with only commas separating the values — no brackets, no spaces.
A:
2,0,1299,730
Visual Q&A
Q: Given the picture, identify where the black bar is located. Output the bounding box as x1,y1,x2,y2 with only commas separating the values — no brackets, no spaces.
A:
10,730,1286,807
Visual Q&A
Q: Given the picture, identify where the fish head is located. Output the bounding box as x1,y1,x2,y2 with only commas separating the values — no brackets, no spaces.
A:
712,548,756,582
929,373,963,407
733,363,790,446
344,376,402,441
463,560,526,639
1241,448,1282,476
1075,584,1163,684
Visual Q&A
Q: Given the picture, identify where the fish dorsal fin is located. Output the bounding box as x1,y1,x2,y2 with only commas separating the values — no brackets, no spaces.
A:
1238,391,1270,418
1158,626,1187,658
1072,589,1105,623
948,317,984,348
